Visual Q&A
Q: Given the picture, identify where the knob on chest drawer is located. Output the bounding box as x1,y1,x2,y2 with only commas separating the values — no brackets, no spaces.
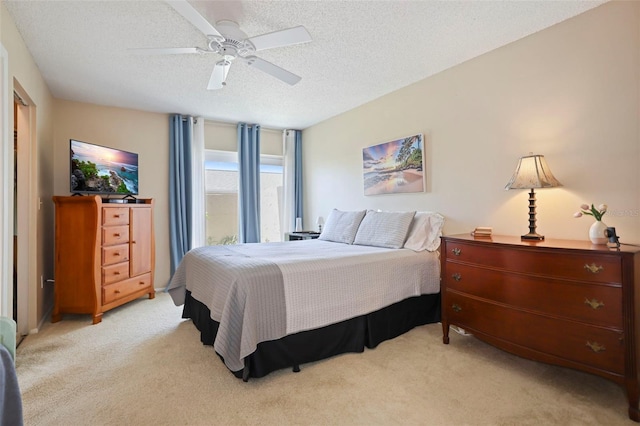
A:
586,341,606,353
584,298,605,310
452,248,461,256
584,263,604,274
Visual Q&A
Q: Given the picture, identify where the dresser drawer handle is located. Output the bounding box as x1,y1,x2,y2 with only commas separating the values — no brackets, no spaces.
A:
452,248,461,256
584,298,604,310
114,289,121,294
452,304,462,313
584,263,604,274
586,341,606,353
113,233,121,238
452,273,462,282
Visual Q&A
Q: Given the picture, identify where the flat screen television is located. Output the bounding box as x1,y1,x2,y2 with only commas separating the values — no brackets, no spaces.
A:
70,139,139,196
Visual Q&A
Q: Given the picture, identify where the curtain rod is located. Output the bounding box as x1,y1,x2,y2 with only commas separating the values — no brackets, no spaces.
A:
180,117,197,124
203,119,286,133
179,116,299,134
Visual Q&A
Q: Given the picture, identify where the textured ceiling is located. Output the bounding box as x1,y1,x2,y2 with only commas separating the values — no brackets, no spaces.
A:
4,0,606,129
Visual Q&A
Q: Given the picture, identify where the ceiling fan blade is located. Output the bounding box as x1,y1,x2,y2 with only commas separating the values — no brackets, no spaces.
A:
245,56,301,86
208,60,231,90
166,0,223,39
128,47,203,55
247,26,312,51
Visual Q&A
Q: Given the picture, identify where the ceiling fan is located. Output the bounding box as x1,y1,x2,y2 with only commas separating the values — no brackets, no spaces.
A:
132,0,312,89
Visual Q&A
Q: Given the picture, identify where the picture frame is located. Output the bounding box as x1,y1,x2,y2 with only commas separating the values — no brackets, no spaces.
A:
362,133,425,195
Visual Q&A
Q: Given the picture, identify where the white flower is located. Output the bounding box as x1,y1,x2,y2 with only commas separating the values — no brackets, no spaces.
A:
575,203,607,221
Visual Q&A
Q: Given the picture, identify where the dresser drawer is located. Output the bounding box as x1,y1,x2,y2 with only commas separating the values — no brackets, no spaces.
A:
102,225,130,246
102,273,152,304
444,262,623,328
102,244,129,266
445,292,624,374
102,207,129,226
102,262,130,285
444,242,622,284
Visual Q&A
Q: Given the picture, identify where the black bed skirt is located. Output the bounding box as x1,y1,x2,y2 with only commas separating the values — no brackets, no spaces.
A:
183,290,441,380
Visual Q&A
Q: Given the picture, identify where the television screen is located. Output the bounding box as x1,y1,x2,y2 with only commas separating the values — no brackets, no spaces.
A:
70,139,139,195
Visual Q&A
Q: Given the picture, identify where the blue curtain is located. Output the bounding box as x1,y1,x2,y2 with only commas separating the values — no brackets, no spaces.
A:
293,130,303,223
238,123,261,243
169,115,193,277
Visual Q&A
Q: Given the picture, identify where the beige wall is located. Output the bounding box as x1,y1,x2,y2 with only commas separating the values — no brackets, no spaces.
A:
303,1,640,244
1,1,55,333
53,99,171,288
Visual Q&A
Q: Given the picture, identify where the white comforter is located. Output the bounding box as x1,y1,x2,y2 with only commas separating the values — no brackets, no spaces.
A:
249,240,440,334
168,239,440,371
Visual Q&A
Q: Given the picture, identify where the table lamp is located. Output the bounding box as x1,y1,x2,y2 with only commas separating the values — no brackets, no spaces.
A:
505,153,562,241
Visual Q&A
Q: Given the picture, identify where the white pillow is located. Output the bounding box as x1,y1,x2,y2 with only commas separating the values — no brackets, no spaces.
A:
403,211,445,252
353,210,416,249
318,209,366,244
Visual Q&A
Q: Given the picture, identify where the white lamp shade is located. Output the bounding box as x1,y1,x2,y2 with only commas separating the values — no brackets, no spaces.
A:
505,154,561,190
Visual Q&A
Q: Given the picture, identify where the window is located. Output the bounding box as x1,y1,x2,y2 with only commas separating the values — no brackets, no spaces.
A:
205,150,283,245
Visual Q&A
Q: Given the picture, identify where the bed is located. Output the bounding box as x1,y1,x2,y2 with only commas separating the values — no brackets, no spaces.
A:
167,209,445,380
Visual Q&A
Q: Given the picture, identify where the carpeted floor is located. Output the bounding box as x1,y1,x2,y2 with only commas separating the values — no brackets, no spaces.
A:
15,292,631,425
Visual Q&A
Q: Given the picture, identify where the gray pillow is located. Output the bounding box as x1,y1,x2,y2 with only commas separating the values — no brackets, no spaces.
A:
353,210,416,249
318,209,367,244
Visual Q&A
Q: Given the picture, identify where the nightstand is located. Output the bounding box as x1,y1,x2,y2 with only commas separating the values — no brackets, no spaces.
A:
286,232,321,241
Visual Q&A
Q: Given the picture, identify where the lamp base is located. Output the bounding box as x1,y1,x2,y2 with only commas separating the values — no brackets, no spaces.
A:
521,232,544,241
521,188,545,241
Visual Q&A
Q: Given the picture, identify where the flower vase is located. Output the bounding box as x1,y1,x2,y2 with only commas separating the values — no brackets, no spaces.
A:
589,220,608,245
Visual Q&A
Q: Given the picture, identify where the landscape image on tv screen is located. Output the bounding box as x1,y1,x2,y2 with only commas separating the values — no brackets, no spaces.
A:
70,139,139,195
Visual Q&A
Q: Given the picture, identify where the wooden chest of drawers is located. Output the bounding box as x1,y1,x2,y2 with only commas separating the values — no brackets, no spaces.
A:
440,234,640,422
52,196,155,324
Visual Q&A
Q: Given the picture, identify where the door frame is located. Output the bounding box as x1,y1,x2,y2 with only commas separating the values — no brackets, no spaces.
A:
13,88,34,336
0,43,34,336
0,43,12,320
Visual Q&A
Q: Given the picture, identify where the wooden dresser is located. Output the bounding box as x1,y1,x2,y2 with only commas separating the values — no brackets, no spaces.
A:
52,196,155,324
440,234,640,422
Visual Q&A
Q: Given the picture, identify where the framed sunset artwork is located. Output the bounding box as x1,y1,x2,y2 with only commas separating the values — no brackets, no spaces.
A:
362,133,425,196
